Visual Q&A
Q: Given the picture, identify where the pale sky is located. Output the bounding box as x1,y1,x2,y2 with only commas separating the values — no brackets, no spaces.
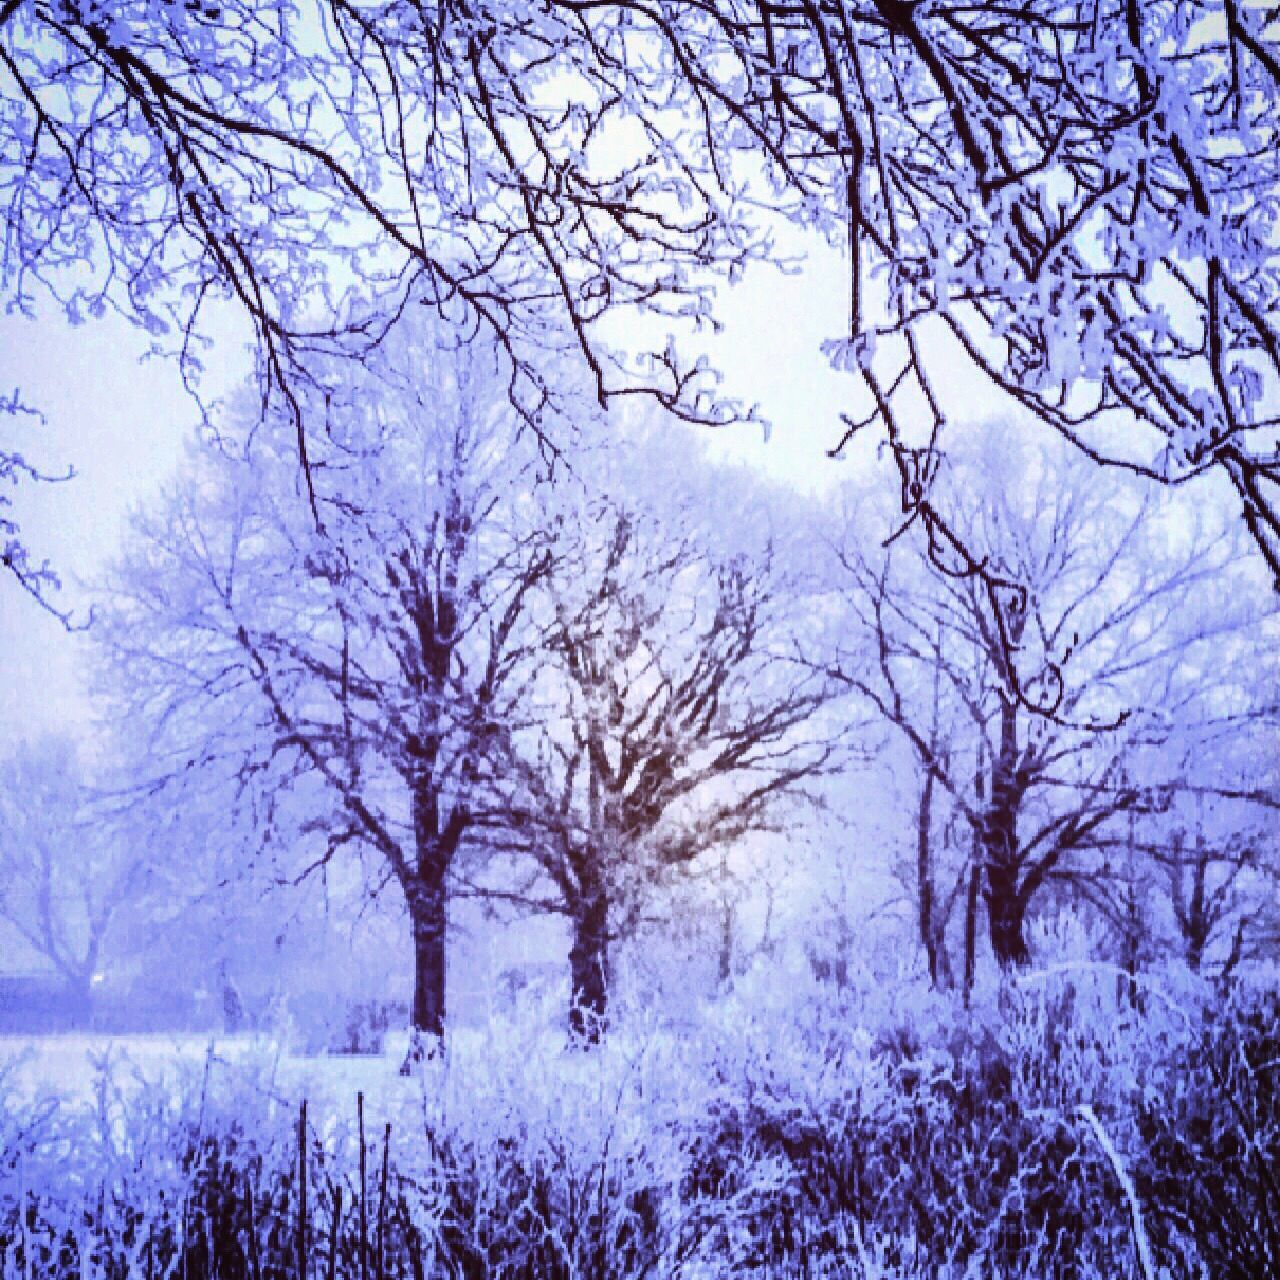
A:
0,239,878,743
1,310,194,737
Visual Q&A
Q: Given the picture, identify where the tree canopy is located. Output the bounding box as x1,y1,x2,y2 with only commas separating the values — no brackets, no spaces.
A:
4,2,1278,609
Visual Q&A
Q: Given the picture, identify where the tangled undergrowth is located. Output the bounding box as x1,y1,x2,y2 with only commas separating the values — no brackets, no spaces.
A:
1,969,1276,1278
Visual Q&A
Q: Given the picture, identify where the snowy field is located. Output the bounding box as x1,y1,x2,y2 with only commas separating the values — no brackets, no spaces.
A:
0,1011,737,1159
0,1031,413,1108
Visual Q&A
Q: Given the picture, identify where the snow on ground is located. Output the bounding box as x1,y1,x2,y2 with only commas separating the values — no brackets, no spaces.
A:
0,1031,409,1102
0,1032,448,1148
0,1014,708,1146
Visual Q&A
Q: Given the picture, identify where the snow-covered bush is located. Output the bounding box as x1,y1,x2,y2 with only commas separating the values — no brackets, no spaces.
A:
1137,987,1280,1279
1,970,1275,1277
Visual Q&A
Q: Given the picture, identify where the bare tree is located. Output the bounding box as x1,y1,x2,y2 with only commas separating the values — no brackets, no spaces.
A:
103,324,553,1053
0,736,144,1020
492,450,840,1039
827,438,1270,972
1158,816,1260,978
1128,717,1280,978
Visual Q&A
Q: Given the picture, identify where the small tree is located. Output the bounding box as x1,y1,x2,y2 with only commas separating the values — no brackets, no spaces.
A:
0,736,144,1020
1159,816,1260,977
1131,718,1280,978
495,443,839,1039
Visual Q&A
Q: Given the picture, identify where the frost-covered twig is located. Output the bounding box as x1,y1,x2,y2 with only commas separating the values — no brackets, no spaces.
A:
1077,1103,1156,1280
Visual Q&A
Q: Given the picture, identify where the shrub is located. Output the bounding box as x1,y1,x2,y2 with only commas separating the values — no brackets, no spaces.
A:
1,971,1276,1278
1138,988,1280,1279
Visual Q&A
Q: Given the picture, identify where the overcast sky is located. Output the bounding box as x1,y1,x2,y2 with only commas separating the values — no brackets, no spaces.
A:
1,242,874,744
1,309,191,738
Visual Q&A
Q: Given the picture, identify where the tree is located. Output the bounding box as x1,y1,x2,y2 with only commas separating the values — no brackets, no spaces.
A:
827,436,1271,972
103,323,553,1051
1118,689,1280,978
0,735,145,1020
493,440,840,1039
5,3,1278,610
1153,800,1269,978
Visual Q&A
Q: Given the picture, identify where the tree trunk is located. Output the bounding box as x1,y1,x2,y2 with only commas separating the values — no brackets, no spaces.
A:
1185,830,1210,973
985,860,1030,966
964,760,984,1006
219,960,245,1033
568,886,609,1043
982,699,1030,968
403,769,461,1068
916,767,945,987
716,848,734,987
963,861,980,1007
410,888,447,1040
718,897,734,988
1185,898,1209,973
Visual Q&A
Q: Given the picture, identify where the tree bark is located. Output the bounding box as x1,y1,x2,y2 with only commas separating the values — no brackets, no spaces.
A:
1185,824,1210,973
409,890,446,1040
568,884,609,1043
982,698,1030,968
916,766,945,986
404,766,458,1057
963,861,980,1007
718,898,734,988
716,848,734,987
964,761,984,1005
985,861,1031,966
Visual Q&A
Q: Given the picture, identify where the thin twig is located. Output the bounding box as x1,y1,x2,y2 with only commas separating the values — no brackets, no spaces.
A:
358,1091,368,1280
377,1122,391,1280
297,1099,309,1280
1078,1104,1156,1280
